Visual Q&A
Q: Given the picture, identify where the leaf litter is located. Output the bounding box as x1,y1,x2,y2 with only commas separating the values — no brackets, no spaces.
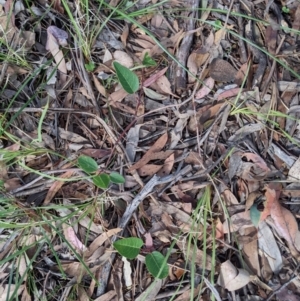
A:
1,0,300,300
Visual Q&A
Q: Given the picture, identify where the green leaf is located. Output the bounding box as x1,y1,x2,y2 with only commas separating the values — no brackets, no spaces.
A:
78,156,98,174
250,203,262,227
93,173,110,189
113,237,143,259
145,251,169,279
142,52,156,67
109,172,125,184
282,6,290,13
85,61,95,72
214,19,222,29
113,61,139,94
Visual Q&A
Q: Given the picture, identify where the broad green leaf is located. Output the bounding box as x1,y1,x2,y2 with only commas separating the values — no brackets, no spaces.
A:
142,52,156,67
78,156,98,173
113,61,139,94
93,173,110,189
109,172,125,184
145,251,169,279
250,203,262,227
113,237,143,259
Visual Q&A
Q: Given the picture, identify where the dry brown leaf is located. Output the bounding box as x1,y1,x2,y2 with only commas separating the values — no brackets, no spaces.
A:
217,87,244,101
120,23,129,47
113,50,134,68
138,164,162,176
218,260,250,291
93,290,117,301
79,86,92,100
62,223,87,253
234,63,249,86
223,210,253,233
188,102,223,132
243,153,270,172
187,52,198,83
271,200,300,255
214,25,234,45
222,189,239,206
215,218,224,240
157,153,174,177
176,240,212,270
292,4,300,33
81,148,111,159
261,185,300,257
258,221,282,273
110,101,136,115
85,228,122,257
43,170,73,205
155,75,178,97
149,30,184,56
45,26,68,85
195,77,214,99
265,25,277,55
260,185,276,222
242,227,260,275
78,287,89,301
51,0,64,13
0,284,24,301
109,88,129,103
0,4,16,42
129,132,168,171
135,36,156,49
143,66,168,87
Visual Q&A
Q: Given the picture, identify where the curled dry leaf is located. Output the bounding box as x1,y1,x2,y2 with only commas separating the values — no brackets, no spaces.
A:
218,260,250,291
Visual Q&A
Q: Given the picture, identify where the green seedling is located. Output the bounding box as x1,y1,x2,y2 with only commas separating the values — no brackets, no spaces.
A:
77,155,125,189
113,237,169,279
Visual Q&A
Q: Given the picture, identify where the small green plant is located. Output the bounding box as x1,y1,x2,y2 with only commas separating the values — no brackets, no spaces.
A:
113,61,139,94
85,61,95,72
282,6,290,14
113,237,169,279
77,155,125,189
214,19,222,30
142,52,156,67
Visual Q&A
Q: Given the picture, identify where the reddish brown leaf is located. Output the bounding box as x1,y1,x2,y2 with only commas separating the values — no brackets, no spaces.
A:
143,67,168,87
243,153,270,173
129,132,168,171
